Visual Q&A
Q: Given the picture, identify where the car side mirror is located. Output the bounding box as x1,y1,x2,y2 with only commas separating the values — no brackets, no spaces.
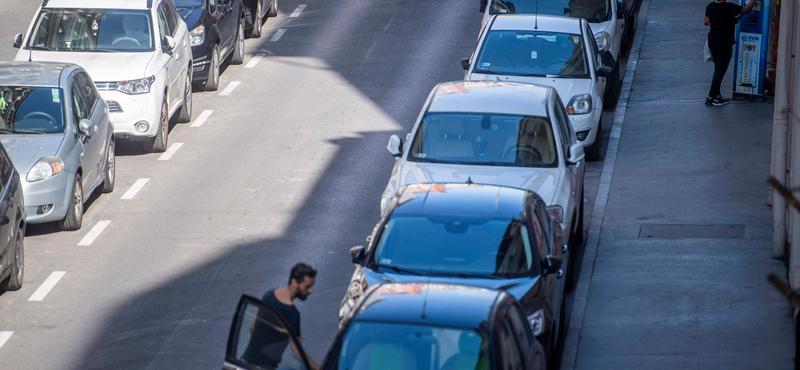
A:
617,1,625,19
162,36,176,54
12,33,22,49
480,0,487,12
600,50,616,68
597,65,613,78
460,58,470,71
350,245,366,265
567,142,585,164
78,119,94,136
544,255,564,278
387,134,403,157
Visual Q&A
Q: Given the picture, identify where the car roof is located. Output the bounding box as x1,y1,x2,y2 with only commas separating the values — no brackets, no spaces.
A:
43,0,154,10
0,62,73,87
391,183,533,220
490,14,583,34
354,283,505,330
428,81,552,116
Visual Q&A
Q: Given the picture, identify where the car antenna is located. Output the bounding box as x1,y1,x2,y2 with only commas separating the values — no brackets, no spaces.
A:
534,0,539,29
466,176,474,185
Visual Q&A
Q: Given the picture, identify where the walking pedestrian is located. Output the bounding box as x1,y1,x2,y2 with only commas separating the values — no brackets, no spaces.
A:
704,0,756,106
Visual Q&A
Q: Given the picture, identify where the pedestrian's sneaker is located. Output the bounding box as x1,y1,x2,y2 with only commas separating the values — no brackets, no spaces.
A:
705,97,714,106
710,96,730,106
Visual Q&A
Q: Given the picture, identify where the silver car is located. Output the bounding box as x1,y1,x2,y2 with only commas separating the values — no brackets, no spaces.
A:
0,62,115,231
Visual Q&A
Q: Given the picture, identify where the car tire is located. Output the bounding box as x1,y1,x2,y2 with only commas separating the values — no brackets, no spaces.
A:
268,0,278,17
586,119,602,161
204,45,220,91
177,70,193,123
2,227,24,291
603,64,620,111
567,194,584,292
150,99,169,153
101,139,115,193
249,2,263,38
59,175,83,231
230,21,245,65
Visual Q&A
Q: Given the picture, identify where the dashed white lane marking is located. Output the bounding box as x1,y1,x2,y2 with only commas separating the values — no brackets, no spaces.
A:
245,55,263,69
28,271,66,302
270,29,287,42
190,109,214,127
77,220,112,247
219,81,241,96
158,143,184,161
121,178,150,200
289,4,306,17
0,331,12,350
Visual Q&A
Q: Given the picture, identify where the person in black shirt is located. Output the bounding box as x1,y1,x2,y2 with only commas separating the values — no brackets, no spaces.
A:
704,0,756,106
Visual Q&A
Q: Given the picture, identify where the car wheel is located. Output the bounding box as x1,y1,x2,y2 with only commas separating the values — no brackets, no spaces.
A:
586,119,602,161
101,140,116,193
567,194,584,292
268,0,278,17
59,175,83,231
230,21,245,65
204,45,220,91
249,2,263,38
2,228,24,291
572,193,584,246
603,64,620,111
177,70,193,123
150,99,169,153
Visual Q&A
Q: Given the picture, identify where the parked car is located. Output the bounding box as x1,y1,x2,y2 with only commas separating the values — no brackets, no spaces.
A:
13,0,194,153
175,0,246,91
380,81,586,279
0,143,25,292
242,0,278,38
478,0,623,103
343,183,569,365
463,15,615,159
224,283,547,370
0,62,115,231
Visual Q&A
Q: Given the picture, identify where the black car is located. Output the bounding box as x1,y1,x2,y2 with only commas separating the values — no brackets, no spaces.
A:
224,283,547,370
341,183,570,367
242,0,278,38
175,0,246,91
0,144,25,292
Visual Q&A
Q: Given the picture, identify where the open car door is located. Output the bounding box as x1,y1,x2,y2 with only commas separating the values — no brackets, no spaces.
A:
224,295,312,370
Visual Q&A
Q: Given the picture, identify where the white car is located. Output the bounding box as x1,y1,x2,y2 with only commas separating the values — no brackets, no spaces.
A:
479,0,623,100
380,81,586,289
463,15,614,160
14,0,194,153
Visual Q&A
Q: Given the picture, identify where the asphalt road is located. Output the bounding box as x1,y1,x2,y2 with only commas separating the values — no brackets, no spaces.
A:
0,1,612,368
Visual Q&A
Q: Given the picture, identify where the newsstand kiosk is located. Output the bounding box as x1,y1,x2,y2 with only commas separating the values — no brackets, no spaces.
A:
733,0,771,98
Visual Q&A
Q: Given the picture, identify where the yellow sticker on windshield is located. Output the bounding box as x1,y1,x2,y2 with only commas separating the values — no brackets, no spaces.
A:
51,88,60,103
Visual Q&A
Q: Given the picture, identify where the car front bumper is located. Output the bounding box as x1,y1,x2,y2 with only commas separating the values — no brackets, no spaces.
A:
22,171,73,224
191,46,212,83
569,110,602,147
99,90,161,141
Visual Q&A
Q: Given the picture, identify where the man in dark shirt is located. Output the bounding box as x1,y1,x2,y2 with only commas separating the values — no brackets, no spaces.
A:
704,0,756,106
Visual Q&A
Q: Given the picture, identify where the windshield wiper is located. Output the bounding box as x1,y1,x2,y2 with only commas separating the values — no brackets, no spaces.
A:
0,128,45,134
28,46,52,51
375,264,424,276
428,270,503,279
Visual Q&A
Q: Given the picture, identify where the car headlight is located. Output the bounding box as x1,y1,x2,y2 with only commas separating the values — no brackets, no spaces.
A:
339,274,368,320
116,76,155,95
594,31,610,51
528,309,545,336
190,25,205,46
566,94,593,115
27,157,64,182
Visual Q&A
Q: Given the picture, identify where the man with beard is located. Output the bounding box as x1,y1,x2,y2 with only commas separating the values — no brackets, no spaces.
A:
263,263,317,338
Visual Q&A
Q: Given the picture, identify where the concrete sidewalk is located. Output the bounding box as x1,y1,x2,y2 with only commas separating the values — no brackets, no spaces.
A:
564,0,795,369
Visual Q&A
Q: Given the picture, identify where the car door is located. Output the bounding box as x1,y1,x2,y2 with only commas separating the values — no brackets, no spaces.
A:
612,0,624,56
165,0,191,95
217,0,238,56
586,21,607,100
157,2,182,109
74,71,107,189
70,74,100,190
225,295,312,370
530,200,565,339
553,96,584,233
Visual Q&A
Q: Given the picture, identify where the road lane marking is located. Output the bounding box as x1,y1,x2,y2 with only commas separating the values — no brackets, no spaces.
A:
0,332,12,350
77,220,112,246
219,81,241,96
28,271,66,302
158,143,184,161
270,29,287,42
121,178,150,200
190,109,214,127
245,55,263,69
289,4,306,17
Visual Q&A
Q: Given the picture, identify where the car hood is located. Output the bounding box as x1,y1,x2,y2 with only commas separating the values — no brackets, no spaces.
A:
176,5,204,30
364,269,539,301
395,161,561,204
469,73,593,107
20,51,154,81
0,134,65,174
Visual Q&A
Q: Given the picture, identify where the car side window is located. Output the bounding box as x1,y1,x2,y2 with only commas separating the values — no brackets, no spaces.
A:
507,305,533,357
164,1,180,35
71,80,88,122
588,26,602,67
156,5,170,41
74,72,97,113
499,317,525,370
551,99,571,158
0,145,12,188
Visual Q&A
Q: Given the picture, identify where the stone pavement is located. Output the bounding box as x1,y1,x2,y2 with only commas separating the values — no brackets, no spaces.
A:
563,0,795,369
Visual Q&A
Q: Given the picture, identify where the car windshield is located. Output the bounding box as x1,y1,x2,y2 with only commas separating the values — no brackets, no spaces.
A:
27,8,154,52
372,215,536,278
475,30,588,79
337,322,490,370
490,0,611,23
0,86,65,134
409,112,557,167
